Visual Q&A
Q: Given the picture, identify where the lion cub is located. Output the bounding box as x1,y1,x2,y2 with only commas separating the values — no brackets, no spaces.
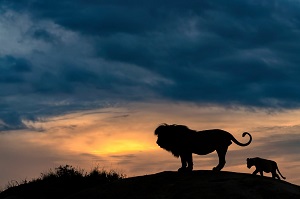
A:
247,157,286,180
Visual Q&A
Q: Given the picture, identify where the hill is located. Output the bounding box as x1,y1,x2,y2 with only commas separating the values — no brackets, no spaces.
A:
1,170,300,199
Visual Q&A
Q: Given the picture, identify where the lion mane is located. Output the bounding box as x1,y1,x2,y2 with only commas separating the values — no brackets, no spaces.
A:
154,124,252,172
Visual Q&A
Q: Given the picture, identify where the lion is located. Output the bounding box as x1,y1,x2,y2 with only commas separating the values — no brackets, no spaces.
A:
154,124,252,172
247,157,286,180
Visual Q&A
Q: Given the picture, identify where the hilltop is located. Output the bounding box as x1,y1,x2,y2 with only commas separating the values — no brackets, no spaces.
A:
69,170,300,199
1,170,299,199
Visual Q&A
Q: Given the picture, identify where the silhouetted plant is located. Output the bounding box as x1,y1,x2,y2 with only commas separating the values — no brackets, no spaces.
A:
0,164,125,199
86,166,126,184
40,165,85,182
4,179,25,190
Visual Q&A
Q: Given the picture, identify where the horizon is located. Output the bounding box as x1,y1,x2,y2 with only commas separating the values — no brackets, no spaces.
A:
0,0,300,189
1,103,299,188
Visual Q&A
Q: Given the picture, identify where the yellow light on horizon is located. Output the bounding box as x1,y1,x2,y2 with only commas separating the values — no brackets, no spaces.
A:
91,139,157,155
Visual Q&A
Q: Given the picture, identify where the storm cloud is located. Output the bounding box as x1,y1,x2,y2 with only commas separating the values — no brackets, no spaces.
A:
1,0,300,129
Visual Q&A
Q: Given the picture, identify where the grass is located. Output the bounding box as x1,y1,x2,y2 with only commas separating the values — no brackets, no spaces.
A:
0,164,125,199
1,169,299,199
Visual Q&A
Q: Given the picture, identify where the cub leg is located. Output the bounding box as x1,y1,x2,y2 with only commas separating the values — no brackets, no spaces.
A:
252,169,259,175
272,172,281,180
259,171,264,176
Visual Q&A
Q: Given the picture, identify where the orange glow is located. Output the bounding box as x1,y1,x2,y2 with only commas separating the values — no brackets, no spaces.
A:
92,139,156,154
1,102,300,188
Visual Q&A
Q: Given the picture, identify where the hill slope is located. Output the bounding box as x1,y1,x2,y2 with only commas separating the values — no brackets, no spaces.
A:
69,170,299,199
1,170,300,199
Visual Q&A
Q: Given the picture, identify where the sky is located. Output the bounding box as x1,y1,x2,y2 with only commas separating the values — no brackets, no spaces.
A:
0,0,300,188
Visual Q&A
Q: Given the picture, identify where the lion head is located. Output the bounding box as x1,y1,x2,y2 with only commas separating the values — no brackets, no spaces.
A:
154,124,192,157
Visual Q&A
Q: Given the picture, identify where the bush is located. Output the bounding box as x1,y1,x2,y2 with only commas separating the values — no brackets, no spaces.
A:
0,165,126,199
86,166,126,184
39,165,125,184
40,165,86,182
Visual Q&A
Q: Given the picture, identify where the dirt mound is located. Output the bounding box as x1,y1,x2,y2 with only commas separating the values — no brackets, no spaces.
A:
1,170,299,199
69,170,300,199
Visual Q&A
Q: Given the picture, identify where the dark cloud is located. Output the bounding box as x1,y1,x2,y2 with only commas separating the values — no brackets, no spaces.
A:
0,56,31,83
253,133,300,159
1,0,300,129
31,29,56,42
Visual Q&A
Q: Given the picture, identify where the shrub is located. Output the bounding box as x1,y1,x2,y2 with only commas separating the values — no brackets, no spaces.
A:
40,165,85,182
0,165,125,199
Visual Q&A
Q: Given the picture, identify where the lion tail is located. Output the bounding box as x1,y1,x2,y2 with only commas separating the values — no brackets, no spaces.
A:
231,132,252,146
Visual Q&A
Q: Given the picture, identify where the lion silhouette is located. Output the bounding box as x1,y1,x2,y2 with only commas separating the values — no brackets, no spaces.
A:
154,124,252,172
247,157,286,180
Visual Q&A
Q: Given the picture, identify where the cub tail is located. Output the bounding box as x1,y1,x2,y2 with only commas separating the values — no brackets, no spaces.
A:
276,166,286,180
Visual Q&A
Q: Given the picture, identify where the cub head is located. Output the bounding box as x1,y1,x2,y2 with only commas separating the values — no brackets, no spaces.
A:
246,158,254,169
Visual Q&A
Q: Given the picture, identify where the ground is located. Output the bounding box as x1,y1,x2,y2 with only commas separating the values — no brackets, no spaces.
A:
70,170,300,199
1,170,300,199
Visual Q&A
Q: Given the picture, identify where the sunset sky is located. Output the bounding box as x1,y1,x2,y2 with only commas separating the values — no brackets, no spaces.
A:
0,0,300,188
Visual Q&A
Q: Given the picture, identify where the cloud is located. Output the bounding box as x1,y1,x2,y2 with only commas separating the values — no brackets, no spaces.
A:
252,132,300,159
0,56,31,84
0,9,168,130
1,1,300,129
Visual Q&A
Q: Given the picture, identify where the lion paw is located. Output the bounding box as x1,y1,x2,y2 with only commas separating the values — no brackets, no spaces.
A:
178,167,193,173
178,167,186,172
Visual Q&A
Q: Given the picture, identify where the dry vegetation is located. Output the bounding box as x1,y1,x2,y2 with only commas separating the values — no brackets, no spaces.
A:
0,168,299,199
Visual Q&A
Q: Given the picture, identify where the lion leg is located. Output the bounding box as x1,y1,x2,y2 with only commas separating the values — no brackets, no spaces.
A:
178,154,187,172
213,147,228,171
186,153,193,171
178,153,193,172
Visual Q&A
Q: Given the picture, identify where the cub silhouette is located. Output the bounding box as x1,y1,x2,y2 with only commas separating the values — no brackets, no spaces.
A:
247,157,286,180
154,124,252,172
